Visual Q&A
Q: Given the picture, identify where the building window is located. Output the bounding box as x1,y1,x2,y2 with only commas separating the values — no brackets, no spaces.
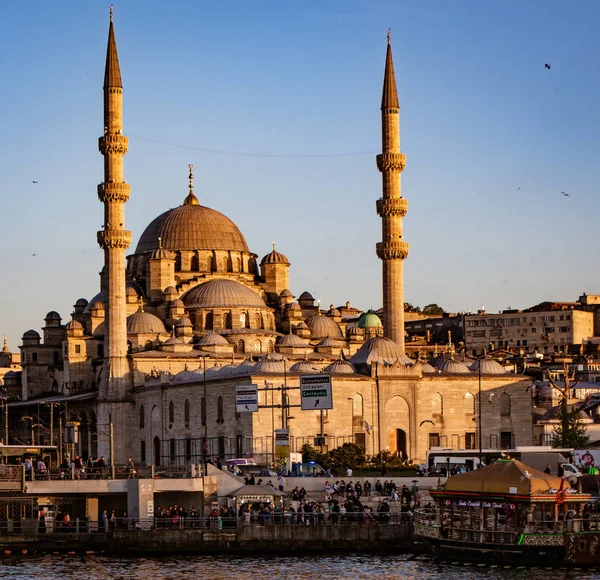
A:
205,312,213,330
224,312,232,329
217,396,224,423
98,344,104,358
464,392,475,415
141,440,146,463
240,313,246,327
500,392,511,416
429,433,440,448
234,339,245,354
432,393,443,416
465,432,476,450
201,397,206,426
168,400,174,424
191,254,199,272
75,344,81,354
184,399,190,428
140,405,145,429
169,439,176,461
254,313,261,329
268,340,274,353
500,431,513,449
174,252,181,271
253,340,261,353
185,438,192,462
218,436,225,457
32,352,38,362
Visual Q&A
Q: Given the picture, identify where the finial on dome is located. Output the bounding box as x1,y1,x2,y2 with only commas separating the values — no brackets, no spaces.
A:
158,236,162,249
183,164,200,206
138,296,144,313
387,29,391,45
317,299,321,315
2,334,8,354
110,5,114,23
272,241,276,252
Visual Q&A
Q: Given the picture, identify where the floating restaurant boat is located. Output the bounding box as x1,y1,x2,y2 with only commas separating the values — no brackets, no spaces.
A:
414,459,600,566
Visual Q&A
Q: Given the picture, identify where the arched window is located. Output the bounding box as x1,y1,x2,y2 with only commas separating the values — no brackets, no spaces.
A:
432,392,443,416
500,392,511,416
174,252,182,272
268,340,274,353
145,340,153,351
208,256,214,272
224,312,232,329
168,400,174,424
245,312,250,329
464,392,475,415
352,394,364,418
205,312,213,331
51,379,58,393
222,257,229,272
236,257,241,272
254,313,261,329
253,340,262,353
140,405,145,429
217,396,224,423
234,339,245,354
191,254,199,272
184,399,190,428
240,313,246,328
201,397,206,426
98,344,104,358
127,341,133,354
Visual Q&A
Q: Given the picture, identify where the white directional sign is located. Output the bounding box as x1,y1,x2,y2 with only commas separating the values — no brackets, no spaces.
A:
275,428,290,446
236,384,258,413
300,374,333,410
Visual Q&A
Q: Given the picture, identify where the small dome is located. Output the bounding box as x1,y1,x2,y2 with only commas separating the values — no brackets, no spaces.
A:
151,247,175,260
469,358,505,374
289,360,321,373
75,298,88,307
260,247,289,265
162,336,184,346
456,353,476,365
84,291,106,314
183,279,267,309
348,326,365,336
233,358,256,375
164,286,177,295
204,362,223,378
172,367,200,384
127,311,166,335
65,320,83,331
327,307,341,317
23,329,41,340
324,359,356,374
295,322,309,330
437,358,470,374
317,337,343,347
420,361,436,373
350,336,413,366
253,354,286,373
298,291,314,301
279,334,308,347
279,289,294,298
176,316,193,327
198,332,229,347
216,362,238,378
428,353,445,367
90,301,105,312
45,311,61,320
305,315,343,339
358,311,383,329
170,299,185,308
126,286,139,297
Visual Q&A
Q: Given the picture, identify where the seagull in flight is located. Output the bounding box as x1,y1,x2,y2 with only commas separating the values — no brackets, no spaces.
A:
31,254,38,257
561,191,570,197
31,180,39,184
544,63,551,70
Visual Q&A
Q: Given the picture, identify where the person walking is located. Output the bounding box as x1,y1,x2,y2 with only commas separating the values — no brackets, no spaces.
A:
126,457,136,479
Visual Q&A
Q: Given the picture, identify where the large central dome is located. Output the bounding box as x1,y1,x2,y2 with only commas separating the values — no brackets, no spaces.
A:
135,204,249,254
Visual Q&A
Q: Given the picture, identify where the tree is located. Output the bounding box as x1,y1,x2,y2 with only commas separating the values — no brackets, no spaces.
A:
551,407,590,449
404,302,421,313
422,304,444,315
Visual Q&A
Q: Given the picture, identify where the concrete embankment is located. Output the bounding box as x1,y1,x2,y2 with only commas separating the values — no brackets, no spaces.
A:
107,524,417,556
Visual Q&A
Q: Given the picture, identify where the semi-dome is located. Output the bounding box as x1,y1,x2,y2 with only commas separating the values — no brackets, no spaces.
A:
324,359,356,374
305,315,343,339
183,279,267,309
469,358,505,374
350,336,413,366
358,310,382,329
136,203,249,254
198,332,229,347
289,360,321,373
127,311,166,335
437,357,470,374
278,334,308,347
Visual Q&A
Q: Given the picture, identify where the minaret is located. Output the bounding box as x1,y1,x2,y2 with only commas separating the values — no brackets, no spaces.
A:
96,8,132,460
376,31,408,351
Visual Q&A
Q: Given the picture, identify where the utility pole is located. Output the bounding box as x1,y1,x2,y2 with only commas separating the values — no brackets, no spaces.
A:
547,361,580,447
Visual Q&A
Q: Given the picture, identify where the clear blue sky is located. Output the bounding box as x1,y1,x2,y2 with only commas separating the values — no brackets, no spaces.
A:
1,1,599,349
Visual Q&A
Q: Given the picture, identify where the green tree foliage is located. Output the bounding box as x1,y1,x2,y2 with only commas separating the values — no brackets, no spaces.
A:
551,406,590,449
422,303,444,315
404,302,422,313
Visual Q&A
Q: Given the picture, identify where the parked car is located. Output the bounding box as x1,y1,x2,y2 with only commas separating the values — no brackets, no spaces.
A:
225,458,257,467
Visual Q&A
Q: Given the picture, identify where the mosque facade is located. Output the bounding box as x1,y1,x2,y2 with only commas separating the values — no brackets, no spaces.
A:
13,14,533,466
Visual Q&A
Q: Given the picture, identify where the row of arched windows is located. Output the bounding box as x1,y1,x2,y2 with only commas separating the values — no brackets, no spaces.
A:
233,339,274,354
202,311,274,332
139,398,225,430
431,392,511,417
171,252,254,274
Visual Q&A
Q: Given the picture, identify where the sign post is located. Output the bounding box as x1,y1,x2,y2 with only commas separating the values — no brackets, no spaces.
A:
300,375,333,410
275,428,289,460
236,385,258,413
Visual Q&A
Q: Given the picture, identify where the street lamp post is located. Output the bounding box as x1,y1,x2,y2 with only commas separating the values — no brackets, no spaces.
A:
478,356,483,468
347,397,354,444
203,354,208,471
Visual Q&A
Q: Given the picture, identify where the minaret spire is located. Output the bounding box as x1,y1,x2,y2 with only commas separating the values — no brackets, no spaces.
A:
183,164,199,205
376,32,408,351
96,7,132,463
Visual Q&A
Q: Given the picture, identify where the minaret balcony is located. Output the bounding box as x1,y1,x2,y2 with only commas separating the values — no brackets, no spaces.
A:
376,197,408,217
98,134,129,155
376,152,406,172
98,182,131,203
376,240,409,260
97,229,132,250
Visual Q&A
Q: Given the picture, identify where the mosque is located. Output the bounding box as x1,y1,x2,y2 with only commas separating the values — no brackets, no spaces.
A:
12,13,533,466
